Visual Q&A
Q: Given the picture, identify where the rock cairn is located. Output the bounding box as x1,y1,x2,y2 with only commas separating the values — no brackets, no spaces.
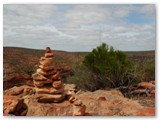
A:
32,47,66,103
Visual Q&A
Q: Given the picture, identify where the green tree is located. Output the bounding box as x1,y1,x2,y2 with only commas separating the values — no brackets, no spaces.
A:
83,43,136,89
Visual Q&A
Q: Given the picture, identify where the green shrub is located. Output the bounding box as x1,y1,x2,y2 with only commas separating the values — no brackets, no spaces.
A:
83,43,137,89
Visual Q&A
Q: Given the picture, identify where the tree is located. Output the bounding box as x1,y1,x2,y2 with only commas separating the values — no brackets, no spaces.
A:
83,43,136,89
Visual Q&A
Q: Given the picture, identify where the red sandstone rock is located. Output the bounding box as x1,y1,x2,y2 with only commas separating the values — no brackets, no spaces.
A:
73,105,86,116
35,93,66,103
3,95,19,114
45,53,54,58
7,86,24,95
52,80,63,89
37,69,57,76
46,47,52,53
35,85,64,94
39,57,51,60
32,73,48,81
39,58,53,66
32,47,66,104
138,107,155,116
74,90,144,116
137,82,155,89
3,95,27,116
4,85,35,97
39,65,55,71
33,79,52,87
51,72,60,80
4,86,155,116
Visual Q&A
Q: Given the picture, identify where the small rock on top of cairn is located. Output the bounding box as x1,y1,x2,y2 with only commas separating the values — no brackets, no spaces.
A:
45,47,54,58
32,47,66,103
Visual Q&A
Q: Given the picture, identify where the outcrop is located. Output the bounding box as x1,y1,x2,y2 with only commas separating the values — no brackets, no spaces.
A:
3,86,155,116
3,95,27,116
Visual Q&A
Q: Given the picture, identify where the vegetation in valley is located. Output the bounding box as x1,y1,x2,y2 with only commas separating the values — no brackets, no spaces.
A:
3,46,155,91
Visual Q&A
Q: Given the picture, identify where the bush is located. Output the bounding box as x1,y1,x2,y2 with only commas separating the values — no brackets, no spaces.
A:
137,59,155,82
83,43,137,89
67,63,97,91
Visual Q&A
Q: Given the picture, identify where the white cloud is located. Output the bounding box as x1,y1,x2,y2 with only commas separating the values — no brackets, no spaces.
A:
3,4,156,51
139,4,155,14
62,5,111,27
112,5,132,18
4,4,57,26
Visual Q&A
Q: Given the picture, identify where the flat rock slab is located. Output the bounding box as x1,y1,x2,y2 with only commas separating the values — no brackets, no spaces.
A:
33,79,52,87
35,85,64,94
35,93,66,103
32,73,48,81
39,65,55,71
37,69,57,76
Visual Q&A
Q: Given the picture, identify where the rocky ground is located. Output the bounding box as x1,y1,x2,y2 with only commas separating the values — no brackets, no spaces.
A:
3,82,155,116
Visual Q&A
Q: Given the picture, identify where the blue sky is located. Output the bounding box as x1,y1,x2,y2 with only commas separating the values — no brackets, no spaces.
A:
3,4,156,51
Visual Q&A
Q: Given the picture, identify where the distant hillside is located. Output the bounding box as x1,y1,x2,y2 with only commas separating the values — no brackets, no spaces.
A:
3,47,87,76
3,47,155,76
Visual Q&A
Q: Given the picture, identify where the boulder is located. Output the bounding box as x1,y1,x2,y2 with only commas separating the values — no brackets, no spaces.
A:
74,89,144,116
3,95,27,116
3,95,19,114
23,95,73,116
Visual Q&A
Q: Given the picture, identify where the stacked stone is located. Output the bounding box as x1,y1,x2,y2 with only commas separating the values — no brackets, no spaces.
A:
32,47,65,103
69,96,86,116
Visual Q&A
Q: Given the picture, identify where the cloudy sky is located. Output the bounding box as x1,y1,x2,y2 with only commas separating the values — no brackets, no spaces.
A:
3,4,156,51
